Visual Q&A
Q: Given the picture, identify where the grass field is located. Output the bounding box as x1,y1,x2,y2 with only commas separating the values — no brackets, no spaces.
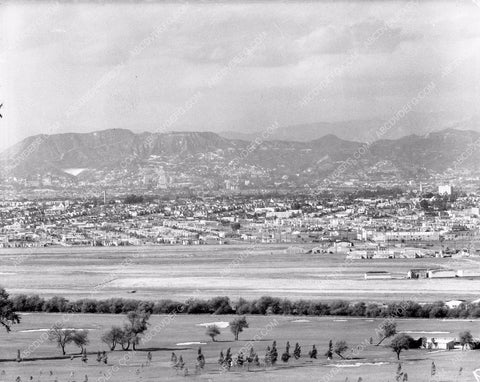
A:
0,313,479,381
1,245,480,303
2,246,480,380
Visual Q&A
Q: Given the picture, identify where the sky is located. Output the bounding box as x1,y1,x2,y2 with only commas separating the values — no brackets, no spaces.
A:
1,0,480,151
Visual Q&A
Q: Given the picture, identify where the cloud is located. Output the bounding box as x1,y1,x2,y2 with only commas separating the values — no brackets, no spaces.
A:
296,19,422,56
1,0,479,152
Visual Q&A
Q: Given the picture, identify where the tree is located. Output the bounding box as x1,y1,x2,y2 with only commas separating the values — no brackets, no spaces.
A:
246,347,257,369
48,324,76,355
218,350,224,366
229,316,248,341
309,344,317,359
175,355,185,371
395,363,404,382
264,346,272,367
293,343,301,359
377,321,397,345
0,288,20,332
102,326,124,351
206,325,221,342
207,296,233,314
459,330,473,350
171,352,178,367
334,341,348,359
281,342,291,363
236,351,245,367
122,310,151,350
197,347,205,369
119,330,134,351
420,199,430,211
270,341,278,365
390,334,412,360
72,330,89,353
325,340,333,359
224,348,232,369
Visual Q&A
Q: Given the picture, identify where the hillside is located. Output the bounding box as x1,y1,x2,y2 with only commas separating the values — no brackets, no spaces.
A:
1,128,479,189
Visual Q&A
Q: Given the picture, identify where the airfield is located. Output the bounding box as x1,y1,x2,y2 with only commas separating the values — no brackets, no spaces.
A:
1,245,480,303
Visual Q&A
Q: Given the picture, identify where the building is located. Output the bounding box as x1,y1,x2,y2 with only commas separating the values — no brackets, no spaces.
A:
348,250,372,259
457,269,480,278
427,269,456,278
426,337,456,350
364,271,392,280
385,231,440,241
407,268,429,279
438,185,453,195
445,300,466,309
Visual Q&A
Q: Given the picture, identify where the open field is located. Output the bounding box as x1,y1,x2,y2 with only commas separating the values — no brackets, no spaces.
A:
1,245,480,303
0,313,479,381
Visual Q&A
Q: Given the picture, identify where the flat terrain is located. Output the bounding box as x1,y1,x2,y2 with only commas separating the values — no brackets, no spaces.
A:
2,246,480,381
0,313,479,381
1,245,480,303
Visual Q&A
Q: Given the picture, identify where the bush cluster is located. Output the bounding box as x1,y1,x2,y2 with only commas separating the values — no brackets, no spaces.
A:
10,295,480,318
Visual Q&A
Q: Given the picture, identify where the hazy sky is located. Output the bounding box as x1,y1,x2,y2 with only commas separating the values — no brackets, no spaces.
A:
1,1,480,151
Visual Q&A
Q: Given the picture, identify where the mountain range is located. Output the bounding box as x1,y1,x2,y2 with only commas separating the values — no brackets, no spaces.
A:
1,128,479,188
219,113,479,142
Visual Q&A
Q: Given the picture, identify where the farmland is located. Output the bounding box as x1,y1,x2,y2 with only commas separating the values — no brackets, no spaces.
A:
0,313,479,381
1,245,480,303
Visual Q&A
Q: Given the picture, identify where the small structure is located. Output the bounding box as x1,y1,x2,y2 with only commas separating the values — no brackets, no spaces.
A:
457,269,480,278
427,269,456,279
347,250,372,259
407,268,429,279
426,337,456,350
445,300,466,309
285,246,305,255
364,271,391,280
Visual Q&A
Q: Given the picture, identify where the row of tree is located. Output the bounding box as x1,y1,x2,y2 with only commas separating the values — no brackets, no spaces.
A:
10,294,480,318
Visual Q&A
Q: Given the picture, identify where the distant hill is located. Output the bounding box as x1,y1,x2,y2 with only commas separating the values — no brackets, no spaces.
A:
2,128,480,186
220,112,470,142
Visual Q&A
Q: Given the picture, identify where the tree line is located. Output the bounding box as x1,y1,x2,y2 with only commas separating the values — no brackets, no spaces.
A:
9,295,480,318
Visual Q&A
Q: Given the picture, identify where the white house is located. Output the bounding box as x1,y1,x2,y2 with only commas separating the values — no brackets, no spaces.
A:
445,300,466,309
426,337,456,350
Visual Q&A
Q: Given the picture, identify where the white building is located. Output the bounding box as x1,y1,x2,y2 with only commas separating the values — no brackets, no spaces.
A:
457,269,480,277
427,269,456,278
445,300,466,309
426,337,456,350
364,271,392,280
438,185,453,195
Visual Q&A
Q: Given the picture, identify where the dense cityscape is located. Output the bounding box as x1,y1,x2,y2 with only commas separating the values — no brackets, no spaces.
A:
1,184,479,254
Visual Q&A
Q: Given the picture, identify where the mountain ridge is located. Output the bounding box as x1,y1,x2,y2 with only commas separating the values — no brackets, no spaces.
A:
2,128,480,186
